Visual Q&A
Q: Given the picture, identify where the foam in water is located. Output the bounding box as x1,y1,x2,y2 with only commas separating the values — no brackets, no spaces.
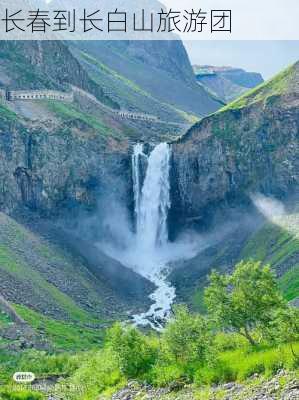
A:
132,143,145,221
98,142,197,329
130,143,174,329
136,143,171,250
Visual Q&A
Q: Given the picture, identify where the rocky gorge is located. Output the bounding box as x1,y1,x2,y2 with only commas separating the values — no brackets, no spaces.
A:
0,57,299,321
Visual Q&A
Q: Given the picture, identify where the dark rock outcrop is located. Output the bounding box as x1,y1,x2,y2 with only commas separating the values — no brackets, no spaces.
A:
170,62,299,234
0,118,132,217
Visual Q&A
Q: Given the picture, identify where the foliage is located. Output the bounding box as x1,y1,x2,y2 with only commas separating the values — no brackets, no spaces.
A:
106,323,158,378
220,62,297,112
0,390,43,400
204,260,286,345
272,307,299,361
162,305,212,365
57,349,125,400
1,260,299,398
17,350,83,378
15,306,104,351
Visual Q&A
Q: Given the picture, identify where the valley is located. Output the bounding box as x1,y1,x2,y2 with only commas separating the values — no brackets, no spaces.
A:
0,38,299,400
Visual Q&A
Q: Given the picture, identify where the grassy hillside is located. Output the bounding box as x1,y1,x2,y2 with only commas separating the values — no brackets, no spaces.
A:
0,213,112,323
71,41,222,122
73,48,197,124
220,61,299,112
171,210,299,313
0,41,118,109
241,215,299,302
0,212,155,355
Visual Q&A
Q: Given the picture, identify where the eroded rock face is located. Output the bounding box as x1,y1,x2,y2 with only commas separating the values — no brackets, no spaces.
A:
170,94,299,234
0,120,132,217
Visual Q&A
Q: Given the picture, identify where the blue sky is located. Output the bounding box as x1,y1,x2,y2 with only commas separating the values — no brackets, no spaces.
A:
184,41,299,80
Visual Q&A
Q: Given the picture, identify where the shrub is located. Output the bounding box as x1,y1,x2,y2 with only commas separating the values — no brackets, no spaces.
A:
106,323,158,378
57,349,124,400
213,332,248,352
205,260,286,346
195,361,235,385
0,390,43,400
161,305,212,366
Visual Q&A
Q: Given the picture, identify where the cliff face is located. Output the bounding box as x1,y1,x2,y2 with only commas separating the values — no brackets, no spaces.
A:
170,62,299,231
0,109,131,216
194,65,264,103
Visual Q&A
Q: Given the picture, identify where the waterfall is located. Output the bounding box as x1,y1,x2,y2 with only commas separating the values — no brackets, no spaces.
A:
135,143,171,250
131,142,174,330
98,142,195,329
132,143,145,222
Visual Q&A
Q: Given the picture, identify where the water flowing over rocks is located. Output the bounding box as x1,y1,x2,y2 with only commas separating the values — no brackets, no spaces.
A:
127,143,176,329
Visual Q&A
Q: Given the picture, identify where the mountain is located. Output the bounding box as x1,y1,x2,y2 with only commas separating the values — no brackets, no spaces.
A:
0,41,118,109
47,0,223,121
0,37,298,353
70,41,223,122
171,61,299,228
193,65,264,103
0,40,160,345
170,61,299,310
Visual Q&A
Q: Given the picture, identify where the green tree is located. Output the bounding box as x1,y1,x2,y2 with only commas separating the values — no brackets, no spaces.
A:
162,305,212,365
204,260,285,345
276,306,299,358
106,323,157,378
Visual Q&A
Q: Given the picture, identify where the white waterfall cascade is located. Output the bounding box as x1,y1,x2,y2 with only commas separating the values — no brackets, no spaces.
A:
97,142,198,329
130,142,176,329
132,143,145,221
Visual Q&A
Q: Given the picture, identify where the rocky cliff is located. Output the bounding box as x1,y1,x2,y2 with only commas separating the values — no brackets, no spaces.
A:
0,105,131,216
194,65,264,103
170,62,299,232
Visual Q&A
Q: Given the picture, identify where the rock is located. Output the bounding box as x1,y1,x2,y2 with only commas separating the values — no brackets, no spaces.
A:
170,62,299,235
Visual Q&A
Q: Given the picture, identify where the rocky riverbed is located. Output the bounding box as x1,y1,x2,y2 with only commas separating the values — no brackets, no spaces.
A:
108,370,299,400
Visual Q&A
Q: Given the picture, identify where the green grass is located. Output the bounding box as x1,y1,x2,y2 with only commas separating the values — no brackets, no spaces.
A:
241,223,299,301
0,102,18,122
45,100,118,138
0,389,43,400
0,311,12,328
219,342,299,380
80,51,151,97
14,305,104,351
279,265,299,301
0,244,98,324
219,62,298,112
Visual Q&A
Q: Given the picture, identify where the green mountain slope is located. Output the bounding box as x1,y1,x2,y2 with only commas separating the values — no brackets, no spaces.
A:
71,41,223,122
0,212,154,349
222,61,299,111
171,211,299,312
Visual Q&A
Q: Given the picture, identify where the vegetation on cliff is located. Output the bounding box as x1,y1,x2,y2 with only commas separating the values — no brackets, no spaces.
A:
220,61,299,112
